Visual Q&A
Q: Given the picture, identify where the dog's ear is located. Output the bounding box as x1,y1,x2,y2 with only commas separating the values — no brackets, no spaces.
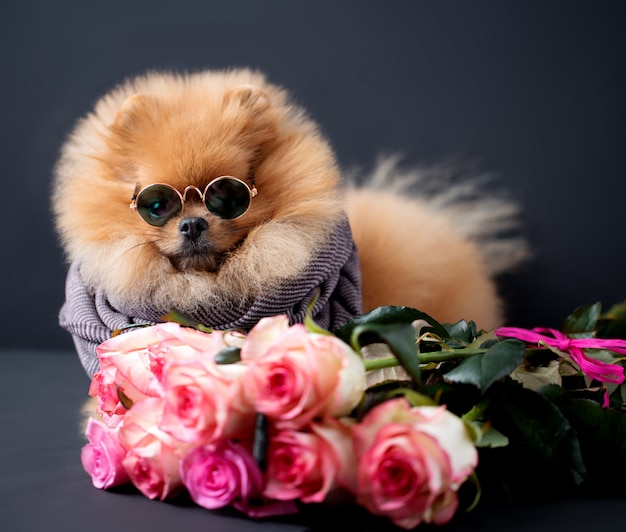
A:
105,94,159,179
112,93,158,132
222,84,277,148
223,84,270,116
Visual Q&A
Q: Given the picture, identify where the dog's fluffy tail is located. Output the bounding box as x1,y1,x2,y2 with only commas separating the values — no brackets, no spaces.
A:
343,155,530,329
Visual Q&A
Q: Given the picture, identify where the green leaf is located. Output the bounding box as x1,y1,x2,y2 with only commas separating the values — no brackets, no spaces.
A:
111,322,153,337
304,288,333,335
444,320,477,345
476,424,510,448
510,361,562,391
333,305,449,345
351,322,421,384
161,308,201,327
444,339,526,392
252,414,269,472
597,301,626,340
214,346,242,364
558,398,626,470
463,419,483,445
562,302,601,335
117,387,134,409
601,301,626,321
609,383,626,408
496,382,586,486
463,472,482,513
383,387,438,407
537,383,564,402
161,309,214,333
467,330,498,349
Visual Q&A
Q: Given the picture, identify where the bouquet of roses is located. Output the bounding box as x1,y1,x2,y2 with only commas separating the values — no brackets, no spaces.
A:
81,299,626,530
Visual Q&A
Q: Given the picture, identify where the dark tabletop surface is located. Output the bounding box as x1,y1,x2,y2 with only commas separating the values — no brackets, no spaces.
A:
1,348,623,532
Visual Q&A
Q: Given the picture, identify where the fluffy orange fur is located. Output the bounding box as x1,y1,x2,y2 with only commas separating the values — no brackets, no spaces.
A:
345,189,502,327
53,68,509,330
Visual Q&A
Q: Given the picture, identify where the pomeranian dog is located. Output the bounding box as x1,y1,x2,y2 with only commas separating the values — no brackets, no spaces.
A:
53,68,527,376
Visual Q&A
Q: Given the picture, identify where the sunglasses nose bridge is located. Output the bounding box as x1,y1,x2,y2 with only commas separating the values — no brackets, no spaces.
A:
181,185,204,203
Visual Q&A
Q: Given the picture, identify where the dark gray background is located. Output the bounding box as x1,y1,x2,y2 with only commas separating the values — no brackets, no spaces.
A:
2,0,625,351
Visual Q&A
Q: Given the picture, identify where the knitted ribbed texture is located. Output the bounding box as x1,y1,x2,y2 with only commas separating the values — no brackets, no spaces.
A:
59,219,362,377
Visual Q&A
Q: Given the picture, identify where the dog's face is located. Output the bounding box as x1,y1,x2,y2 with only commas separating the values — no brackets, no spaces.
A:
107,85,279,274
53,70,345,311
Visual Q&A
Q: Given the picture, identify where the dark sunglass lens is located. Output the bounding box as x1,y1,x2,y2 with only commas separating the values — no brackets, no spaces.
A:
136,185,182,226
205,179,251,219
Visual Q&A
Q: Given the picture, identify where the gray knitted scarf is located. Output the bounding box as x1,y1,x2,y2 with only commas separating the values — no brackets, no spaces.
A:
59,219,362,378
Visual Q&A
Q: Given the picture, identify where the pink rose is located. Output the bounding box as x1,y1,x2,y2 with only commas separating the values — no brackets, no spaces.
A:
91,323,243,425
97,322,236,396
89,327,172,425
241,316,366,428
97,325,170,398
159,361,254,444
118,397,188,500
145,325,246,389
81,417,130,489
352,398,478,530
88,371,128,427
264,418,357,504
180,440,298,518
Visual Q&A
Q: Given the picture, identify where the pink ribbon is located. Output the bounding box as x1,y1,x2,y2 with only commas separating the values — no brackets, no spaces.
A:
495,327,625,407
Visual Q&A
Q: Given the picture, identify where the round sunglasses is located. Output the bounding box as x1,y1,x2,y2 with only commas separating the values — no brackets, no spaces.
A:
130,177,258,227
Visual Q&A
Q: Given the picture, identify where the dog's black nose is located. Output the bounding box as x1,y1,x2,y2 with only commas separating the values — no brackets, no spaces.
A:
179,217,208,240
